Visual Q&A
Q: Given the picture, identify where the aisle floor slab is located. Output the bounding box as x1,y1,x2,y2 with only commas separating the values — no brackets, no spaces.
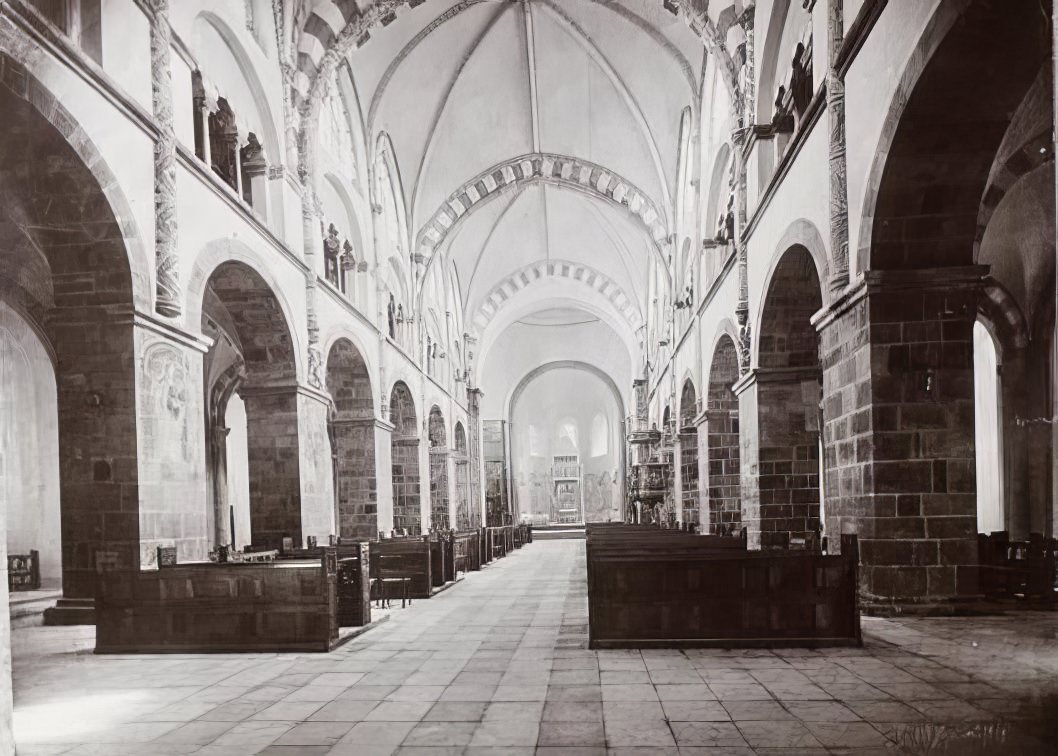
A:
11,540,1058,754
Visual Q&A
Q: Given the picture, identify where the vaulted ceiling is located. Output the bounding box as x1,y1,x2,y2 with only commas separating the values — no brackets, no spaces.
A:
341,0,710,345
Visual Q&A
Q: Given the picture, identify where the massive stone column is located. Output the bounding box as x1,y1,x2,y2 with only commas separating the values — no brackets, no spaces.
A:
816,267,984,610
147,0,180,318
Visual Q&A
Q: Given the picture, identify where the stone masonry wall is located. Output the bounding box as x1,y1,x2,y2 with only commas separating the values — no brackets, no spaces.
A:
756,376,822,549
242,388,303,549
334,419,378,539
818,271,982,607
393,438,422,534
705,407,741,535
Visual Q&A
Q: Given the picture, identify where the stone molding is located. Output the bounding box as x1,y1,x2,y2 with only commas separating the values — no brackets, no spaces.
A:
416,153,668,256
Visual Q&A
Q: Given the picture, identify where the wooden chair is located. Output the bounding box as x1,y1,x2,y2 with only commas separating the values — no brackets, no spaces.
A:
371,554,412,608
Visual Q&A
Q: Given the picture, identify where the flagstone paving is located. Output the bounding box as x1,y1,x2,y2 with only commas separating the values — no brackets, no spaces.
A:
11,540,1058,754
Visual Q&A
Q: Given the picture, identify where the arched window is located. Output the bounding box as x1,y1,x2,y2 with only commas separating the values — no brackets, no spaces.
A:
557,417,578,452
973,319,1004,533
591,413,609,457
529,424,543,457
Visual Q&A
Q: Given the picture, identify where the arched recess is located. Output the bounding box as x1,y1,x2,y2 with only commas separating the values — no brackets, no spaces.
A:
704,143,733,255
202,260,307,550
0,65,147,600
750,245,823,549
326,338,377,540
1,303,61,589
833,0,1052,605
679,378,701,526
389,381,421,534
428,406,450,530
707,333,742,535
508,361,627,524
861,0,1049,273
453,422,473,530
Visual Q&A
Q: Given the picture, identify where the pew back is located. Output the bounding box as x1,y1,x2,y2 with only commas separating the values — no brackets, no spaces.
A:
586,527,860,649
372,538,432,598
96,557,338,653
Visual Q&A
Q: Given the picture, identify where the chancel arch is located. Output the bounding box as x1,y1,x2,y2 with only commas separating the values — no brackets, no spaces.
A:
508,361,626,526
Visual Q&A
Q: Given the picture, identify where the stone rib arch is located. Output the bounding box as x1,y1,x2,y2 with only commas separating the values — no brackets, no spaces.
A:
468,260,643,339
416,153,669,258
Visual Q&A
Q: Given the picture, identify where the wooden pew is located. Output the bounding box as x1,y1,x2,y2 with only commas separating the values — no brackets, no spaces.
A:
429,531,456,588
95,552,339,653
979,531,1057,602
453,530,481,574
586,525,860,649
372,537,433,599
334,542,372,627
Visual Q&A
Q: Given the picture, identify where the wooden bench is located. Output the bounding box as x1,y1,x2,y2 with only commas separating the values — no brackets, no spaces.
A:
453,530,482,574
429,532,455,588
371,537,432,600
979,531,1057,602
586,525,860,649
95,552,339,653
334,543,372,627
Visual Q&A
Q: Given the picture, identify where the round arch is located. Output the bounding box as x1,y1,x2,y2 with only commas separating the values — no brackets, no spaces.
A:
193,11,283,160
855,0,1046,274
506,361,626,435
186,238,306,382
0,52,152,313
476,296,637,389
752,222,828,367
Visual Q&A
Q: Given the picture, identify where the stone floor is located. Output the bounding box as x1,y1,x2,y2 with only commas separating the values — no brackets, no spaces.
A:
10,540,1058,755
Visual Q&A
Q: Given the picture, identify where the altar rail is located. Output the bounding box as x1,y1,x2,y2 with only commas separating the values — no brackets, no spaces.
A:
95,553,338,653
979,531,1057,602
586,525,860,648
